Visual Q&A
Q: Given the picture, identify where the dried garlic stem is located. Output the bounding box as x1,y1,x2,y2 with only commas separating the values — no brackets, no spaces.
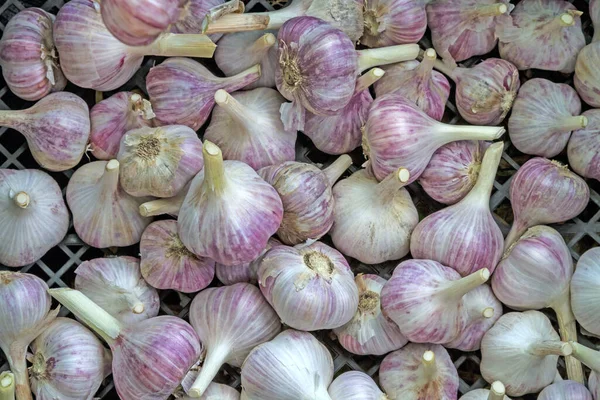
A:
357,44,420,72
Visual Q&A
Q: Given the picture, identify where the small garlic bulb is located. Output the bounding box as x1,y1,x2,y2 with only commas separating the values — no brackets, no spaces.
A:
538,380,592,400
459,382,511,400
480,310,572,396
333,274,407,356
571,248,600,336
67,160,152,248
568,109,600,182
258,241,359,331
215,237,281,285
380,343,459,400
328,371,386,400
117,125,204,197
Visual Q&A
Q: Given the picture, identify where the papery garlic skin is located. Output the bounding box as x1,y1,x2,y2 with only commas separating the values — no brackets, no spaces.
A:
571,248,600,337
509,78,585,157
118,125,204,197
141,220,215,293
258,241,359,331
333,274,408,355
215,237,281,285
0,169,69,267
360,0,427,48
574,43,600,108
568,109,600,181
241,330,334,400
380,343,459,400
328,371,385,400
538,380,592,400
30,318,108,400
0,8,66,101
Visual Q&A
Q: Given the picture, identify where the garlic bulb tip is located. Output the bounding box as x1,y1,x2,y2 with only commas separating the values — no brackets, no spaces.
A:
106,159,119,170
483,307,495,319
14,192,30,209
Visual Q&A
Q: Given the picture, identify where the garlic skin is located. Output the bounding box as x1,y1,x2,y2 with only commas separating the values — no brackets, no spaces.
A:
215,237,281,285
497,0,585,73
568,109,600,181
215,31,278,89
67,160,152,248
508,78,586,157
0,169,69,267
241,330,334,400
147,58,261,130
480,311,572,396
333,274,408,356
0,8,66,101
419,141,487,205
330,167,418,264
187,283,281,397
29,318,108,400
204,89,296,170
178,141,283,266
538,381,592,400
381,259,490,344
459,382,511,400
410,142,505,276
90,92,155,160
328,371,385,400
140,220,215,293
380,343,459,400
258,241,359,331
571,248,600,337
574,43,600,108
374,49,450,121
360,0,427,48
75,257,160,325
118,125,204,197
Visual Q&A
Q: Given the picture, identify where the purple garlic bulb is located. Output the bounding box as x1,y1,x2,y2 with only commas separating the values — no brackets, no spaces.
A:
568,109,600,181
360,0,427,48
215,237,281,285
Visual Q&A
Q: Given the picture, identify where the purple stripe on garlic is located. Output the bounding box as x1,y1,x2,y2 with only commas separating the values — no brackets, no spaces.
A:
360,0,427,48
538,380,592,400
328,371,386,400
568,110,600,182
215,237,281,285
459,382,511,400
571,248,600,337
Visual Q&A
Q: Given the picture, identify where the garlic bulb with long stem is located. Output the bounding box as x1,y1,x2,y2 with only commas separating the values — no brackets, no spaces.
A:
0,169,69,267
328,371,385,400
0,92,90,172
215,237,280,285
571,248,600,337
0,372,15,400
459,382,510,400
74,257,160,325
204,88,296,170
360,0,427,48
480,310,573,396
178,141,283,266
140,220,215,293
0,8,66,101
363,94,505,182
147,58,261,130
333,274,407,356
241,330,333,400
258,241,359,331
568,109,600,181
187,283,280,397
0,272,59,400
508,78,587,157
538,380,592,400
67,160,152,248
379,343,459,400
381,259,490,344
330,167,418,264
410,142,505,276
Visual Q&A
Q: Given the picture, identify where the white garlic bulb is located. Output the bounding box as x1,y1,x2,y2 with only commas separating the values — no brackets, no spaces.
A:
571,248,600,337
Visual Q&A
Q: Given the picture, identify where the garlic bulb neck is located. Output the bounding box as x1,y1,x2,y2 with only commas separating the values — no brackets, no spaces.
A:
432,58,458,82
0,110,21,127
489,381,506,400
559,11,580,27
102,160,120,191
303,251,334,279
0,371,14,400
139,197,183,217
202,141,226,194
140,33,216,58
418,49,437,79
122,292,145,314
357,44,420,72
464,142,504,205
189,344,229,397
250,33,276,54
128,94,155,119
322,154,353,186
421,351,438,381
555,115,588,132
570,342,600,372
375,168,410,202
442,268,490,300
214,89,254,127
550,290,584,383
13,192,30,209
476,3,509,17
440,124,505,142
355,68,385,93
528,340,572,357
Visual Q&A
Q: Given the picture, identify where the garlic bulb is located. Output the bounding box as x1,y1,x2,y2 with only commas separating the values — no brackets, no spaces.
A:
259,155,351,245
574,43,600,108
538,380,592,400
381,259,490,344
258,241,359,331
328,371,385,400
333,274,407,356
139,183,189,217
90,92,154,160
504,158,589,249
241,330,333,400
215,31,278,89
570,343,600,400
0,8,66,101
0,372,15,400
459,382,510,400
204,88,296,170
374,49,450,121
497,0,585,73
187,283,280,397
140,220,215,293
571,248,600,336
147,58,261,130
508,78,587,157
29,317,109,400
480,310,572,396
419,141,487,205
363,94,505,182
304,68,384,155
568,109,600,181
427,1,513,65
215,237,281,285
75,257,160,325
379,343,459,400
0,169,69,267
117,125,204,197
0,92,90,171
410,142,505,276
178,141,283,265
67,160,152,248
360,0,427,47
330,167,418,264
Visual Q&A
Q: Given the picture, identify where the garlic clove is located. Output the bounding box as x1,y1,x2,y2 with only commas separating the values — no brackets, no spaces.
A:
328,371,386,400
574,42,600,108
571,248,600,337
459,381,511,400
258,241,359,331
538,380,592,400
0,371,15,400
360,0,427,48
0,169,69,267
380,343,459,400
568,109,600,181
215,237,281,285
